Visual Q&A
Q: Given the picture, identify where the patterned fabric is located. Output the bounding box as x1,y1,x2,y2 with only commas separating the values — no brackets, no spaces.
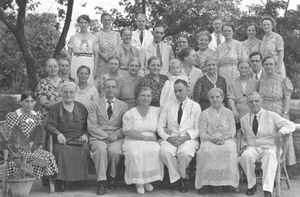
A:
195,106,239,189
259,74,293,116
112,43,140,70
95,29,121,75
195,48,215,72
193,75,227,110
260,32,285,77
259,74,296,165
216,39,247,84
135,74,168,107
182,66,203,99
242,38,261,56
5,109,58,178
35,78,67,117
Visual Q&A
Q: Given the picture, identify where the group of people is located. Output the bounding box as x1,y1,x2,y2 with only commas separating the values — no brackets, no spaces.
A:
4,12,297,197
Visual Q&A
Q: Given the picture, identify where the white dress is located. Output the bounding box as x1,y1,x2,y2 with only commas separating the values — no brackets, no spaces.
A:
122,107,164,184
74,84,99,109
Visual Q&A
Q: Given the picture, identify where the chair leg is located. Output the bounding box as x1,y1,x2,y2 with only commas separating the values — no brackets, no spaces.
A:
49,176,55,193
275,162,281,197
282,163,291,189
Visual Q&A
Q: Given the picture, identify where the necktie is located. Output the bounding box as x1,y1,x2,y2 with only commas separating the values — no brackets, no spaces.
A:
252,115,258,136
177,103,183,125
255,74,258,80
140,30,144,44
107,101,113,120
156,43,162,65
216,34,221,46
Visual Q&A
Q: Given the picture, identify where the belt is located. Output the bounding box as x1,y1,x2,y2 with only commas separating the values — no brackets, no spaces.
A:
73,52,93,57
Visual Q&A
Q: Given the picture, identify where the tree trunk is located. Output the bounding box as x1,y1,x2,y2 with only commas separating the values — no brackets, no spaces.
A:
142,0,146,14
52,0,74,58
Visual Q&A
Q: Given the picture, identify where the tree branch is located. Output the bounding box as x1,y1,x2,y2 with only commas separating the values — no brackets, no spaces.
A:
16,0,27,30
53,0,74,58
0,8,16,33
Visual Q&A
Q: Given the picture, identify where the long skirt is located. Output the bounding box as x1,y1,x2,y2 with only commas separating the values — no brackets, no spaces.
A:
195,140,239,189
54,143,89,181
6,149,58,179
70,55,94,85
122,139,164,184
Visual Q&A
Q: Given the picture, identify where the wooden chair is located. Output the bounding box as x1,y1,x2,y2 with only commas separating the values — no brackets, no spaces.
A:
0,120,9,197
236,129,291,197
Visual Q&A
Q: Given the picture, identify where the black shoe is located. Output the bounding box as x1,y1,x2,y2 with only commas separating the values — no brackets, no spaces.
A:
179,178,188,193
96,181,106,195
223,186,230,192
246,184,257,195
198,186,212,194
107,178,116,190
263,191,272,197
55,180,66,192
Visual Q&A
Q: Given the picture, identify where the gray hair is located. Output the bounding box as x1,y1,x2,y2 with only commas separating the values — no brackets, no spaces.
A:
247,91,262,101
208,87,224,98
61,81,76,90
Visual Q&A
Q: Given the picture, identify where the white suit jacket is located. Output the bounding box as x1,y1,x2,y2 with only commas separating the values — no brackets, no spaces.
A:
240,108,295,149
208,32,225,51
132,29,153,52
140,42,174,75
158,98,201,140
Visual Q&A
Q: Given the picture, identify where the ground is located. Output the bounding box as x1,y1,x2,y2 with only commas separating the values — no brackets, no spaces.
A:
5,174,299,197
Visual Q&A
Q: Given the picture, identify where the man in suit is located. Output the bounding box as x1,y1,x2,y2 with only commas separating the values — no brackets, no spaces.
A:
140,22,174,76
131,14,153,52
158,79,201,193
208,17,225,51
88,79,128,195
249,52,264,80
239,92,295,197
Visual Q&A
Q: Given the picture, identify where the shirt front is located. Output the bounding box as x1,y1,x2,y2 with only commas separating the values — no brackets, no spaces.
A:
105,97,116,110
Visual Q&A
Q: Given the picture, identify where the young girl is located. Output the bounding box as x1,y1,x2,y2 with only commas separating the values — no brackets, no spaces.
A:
160,59,188,106
97,56,123,96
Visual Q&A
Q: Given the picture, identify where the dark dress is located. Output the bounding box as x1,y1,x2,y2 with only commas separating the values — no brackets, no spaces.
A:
45,101,89,181
135,74,168,107
193,75,227,110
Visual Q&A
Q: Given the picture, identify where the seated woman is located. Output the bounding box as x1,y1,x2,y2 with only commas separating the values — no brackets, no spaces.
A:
116,57,141,109
195,88,239,193
75,65,100,109
45,82,89,192
5,91,58,179
122,87,163,194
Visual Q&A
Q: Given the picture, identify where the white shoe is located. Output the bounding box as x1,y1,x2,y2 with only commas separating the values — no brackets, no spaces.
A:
136,184,145,194
144,183,153,192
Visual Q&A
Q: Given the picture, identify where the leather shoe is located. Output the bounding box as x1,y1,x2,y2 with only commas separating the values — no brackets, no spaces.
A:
96,181,106,195
198,186,212,194
55,180,66,192
264,191,272,197
179,178,188,193
107,179,116,190
246,184,257,195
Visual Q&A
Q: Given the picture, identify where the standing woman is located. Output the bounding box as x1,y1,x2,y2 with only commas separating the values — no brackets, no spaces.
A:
260,16,286,77
75,65,100,109
193,57,227,110
95,13,121,76
259,56,296,165
58,57,75,82
35,58,66,117
122,87,163,194
67,15,99,84
116,57,141,109
195,31,215,72
216,23,247,84
227,59,259,125
178,47,203,99
135,56,168,107
242,23,261,56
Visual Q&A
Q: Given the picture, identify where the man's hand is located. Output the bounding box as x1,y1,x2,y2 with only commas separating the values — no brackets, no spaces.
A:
167,136,180,146
164,128,174,135
57,133,66,144
79,134,88,143
107,132,119,143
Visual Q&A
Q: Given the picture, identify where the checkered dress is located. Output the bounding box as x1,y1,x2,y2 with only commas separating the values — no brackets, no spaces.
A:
5,109,58,178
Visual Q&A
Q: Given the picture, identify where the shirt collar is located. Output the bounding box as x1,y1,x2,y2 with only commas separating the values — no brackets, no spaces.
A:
176,97,188,106
105,97,116,103
251,108,262,118
16,108,37,116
